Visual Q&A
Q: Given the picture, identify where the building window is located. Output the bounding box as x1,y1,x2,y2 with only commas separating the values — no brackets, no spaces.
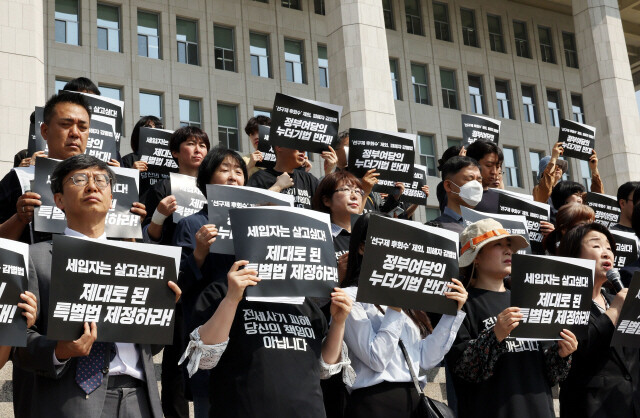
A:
538,26,555,64
314,0,325,15
138,11,160,59
254,108,271,117
176,18,198,65
97,4,120,52
284,39,305,84
461,8,478,47
411,63,430,105
419,134,437,176
179,98,201,127
529,150,543,186
440,69,458,110
447,137,462,148
563,32,579,69
55,0,79,45
513,20,530,58
547,89,562,127
425,207,440,221
282,0,300,9
390,59,402,100
139,92,163,120
55,79,68,94
503,147,521,188
250,32,271,78
579,160,592,189
487,14,504,53
521,84,538,123
468,75,485,115
214,25,235,72
405,0,423,36
495,79,513,120
218,103,239,150
254,0,268,3
571,94,585,123
382,0,395,30
318,45,329,88
99,85,122,101
433,2,451,42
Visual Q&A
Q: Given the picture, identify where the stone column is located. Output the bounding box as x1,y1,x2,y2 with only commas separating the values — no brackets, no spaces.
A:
572,0,640,190
326,0,397,131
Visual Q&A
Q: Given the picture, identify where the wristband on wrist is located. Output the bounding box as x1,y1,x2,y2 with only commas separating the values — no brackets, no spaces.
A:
151,208,169,225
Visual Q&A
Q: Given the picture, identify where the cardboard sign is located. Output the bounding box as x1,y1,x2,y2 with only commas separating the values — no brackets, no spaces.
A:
229,207,337,297
138,127,177,194
401,164,428,205
255,124,276,169
75,91,125,149
460,206,532,254
269,93,341,154
348,128,416,194
106,167,142,239
610,230,639,268
207,185,294,255
85,116,119,162
461,114,501,146
47,235,180,344
558,119,596,161
170,173,206,222
612,273,640,348
0,239,29,347
27,106,47,155
356,215,459,315
33,157,66,234
510,254,594,340
585,192,621,229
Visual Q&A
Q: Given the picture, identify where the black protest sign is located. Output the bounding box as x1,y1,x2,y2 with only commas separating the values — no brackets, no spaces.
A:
357,215,459,315
401,164,428,205
610,230,639,268
510,254,594,340
138,127,177,193
0,240,29,347
106,167,142,239
208,185,294,255
33,157,66,234
255,125,276,169
85,117,119,162
75,92,124,150
47,235,180,344
491,189,550,255
558,119,596,161
585,192,620,229
460,206,532,254
612,273,640,348
171,173,206,222
348,128,415,194
269,93,341,154
28,106,47,155
461,114,501,146
229,207,337,297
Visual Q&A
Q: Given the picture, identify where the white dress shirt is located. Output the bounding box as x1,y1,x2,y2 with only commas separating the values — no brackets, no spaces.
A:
53,227,145,381
343,286,465,391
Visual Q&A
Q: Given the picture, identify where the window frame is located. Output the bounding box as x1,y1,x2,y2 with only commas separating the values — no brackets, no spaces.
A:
55,0,80,45
97,3,121,52
440,68,458,110
521,84,538,124
487,14,504,53
495,79,513,120
513,20,530,58
468,74,485,115
460,8,478,48
284,38,306,84
433,2,451,42
176,18,199,66
213,25,236,72
217,103,240,151
411,63,430,105
538,25,555,64
250,32,271,78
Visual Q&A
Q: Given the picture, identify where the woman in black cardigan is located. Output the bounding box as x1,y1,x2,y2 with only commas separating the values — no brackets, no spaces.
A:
558,222,640,418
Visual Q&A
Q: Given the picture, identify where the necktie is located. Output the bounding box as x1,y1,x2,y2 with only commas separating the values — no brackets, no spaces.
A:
75,342,112,395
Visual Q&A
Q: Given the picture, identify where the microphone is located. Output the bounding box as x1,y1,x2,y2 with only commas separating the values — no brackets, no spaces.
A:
606,268,624,293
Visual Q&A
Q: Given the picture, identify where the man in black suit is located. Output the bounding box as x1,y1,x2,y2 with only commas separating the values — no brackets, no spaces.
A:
13,154,180,418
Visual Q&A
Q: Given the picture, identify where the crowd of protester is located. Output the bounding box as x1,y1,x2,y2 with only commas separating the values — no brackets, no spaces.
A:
0,77,639,418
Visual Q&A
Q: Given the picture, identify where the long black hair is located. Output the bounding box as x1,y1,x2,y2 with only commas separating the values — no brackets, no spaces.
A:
341,213,433,337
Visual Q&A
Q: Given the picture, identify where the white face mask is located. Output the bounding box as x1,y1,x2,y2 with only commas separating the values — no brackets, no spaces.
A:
450,180,483,207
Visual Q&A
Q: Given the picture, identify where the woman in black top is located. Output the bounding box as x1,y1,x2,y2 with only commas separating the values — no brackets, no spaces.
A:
558,222,640,418
121,115,162,170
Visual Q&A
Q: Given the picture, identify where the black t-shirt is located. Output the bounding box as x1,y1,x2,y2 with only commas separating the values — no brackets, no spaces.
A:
473,189,499,213
446,288,555,418
247,168,319,209
332,229,350,260
121,152,140,169
141,178,176,245
192,282,329,418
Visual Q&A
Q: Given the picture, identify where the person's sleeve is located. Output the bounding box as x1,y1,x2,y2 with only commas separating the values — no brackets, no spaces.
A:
178,326,228,377
448,322,508,383
533,161,556,203
543,343,572,385
590,172,603,194
572,310,615,367
0,171,20,224
141,181,166,227
418,310,466,370
318,340,355,385
247,171,271,189
380,195,401,213
343,300,407,373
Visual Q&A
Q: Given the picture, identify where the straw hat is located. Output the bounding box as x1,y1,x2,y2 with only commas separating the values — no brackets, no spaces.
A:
459,219,529,267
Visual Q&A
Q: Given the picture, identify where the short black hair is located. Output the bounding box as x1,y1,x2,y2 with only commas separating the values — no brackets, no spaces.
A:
50,154,116,195
197,147,248,196
130,116,163,153
438,145,463,172
466,140,504,164
558,222,615,259
169,126,210,154
63,77,100,95
43,92,91,125
617,181,639,206
551,181,585,210
244,115,271,136
441,156,480,181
